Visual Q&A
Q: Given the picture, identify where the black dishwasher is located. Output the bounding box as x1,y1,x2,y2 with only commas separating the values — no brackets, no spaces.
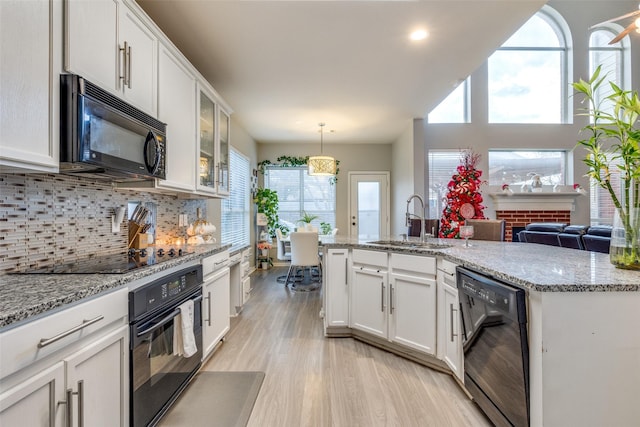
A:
457,267,529,427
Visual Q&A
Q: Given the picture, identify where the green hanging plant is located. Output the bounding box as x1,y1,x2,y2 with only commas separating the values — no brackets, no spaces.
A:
257,157,341,184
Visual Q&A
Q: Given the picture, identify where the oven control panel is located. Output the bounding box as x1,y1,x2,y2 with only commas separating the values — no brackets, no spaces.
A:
129,265,203,321
161,276,187,300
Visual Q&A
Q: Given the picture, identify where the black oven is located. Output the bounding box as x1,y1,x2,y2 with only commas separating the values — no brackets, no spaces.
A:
129,265,203,427
457,267,529,427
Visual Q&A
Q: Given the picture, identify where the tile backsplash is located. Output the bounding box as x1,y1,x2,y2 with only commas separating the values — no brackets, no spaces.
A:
0,174,206,273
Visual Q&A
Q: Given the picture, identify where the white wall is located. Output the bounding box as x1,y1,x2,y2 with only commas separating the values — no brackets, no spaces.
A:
391,120,416,235
420,0,640,226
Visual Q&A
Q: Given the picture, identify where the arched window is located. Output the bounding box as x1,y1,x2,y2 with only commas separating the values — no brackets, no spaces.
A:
487,6,571,123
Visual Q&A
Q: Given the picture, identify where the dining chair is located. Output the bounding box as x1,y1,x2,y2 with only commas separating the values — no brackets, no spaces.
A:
275,229,291,262
285,232,321,291
465,219,506,241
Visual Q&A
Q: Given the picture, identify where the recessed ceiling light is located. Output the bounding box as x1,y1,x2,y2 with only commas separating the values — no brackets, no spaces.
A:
410,29,428,41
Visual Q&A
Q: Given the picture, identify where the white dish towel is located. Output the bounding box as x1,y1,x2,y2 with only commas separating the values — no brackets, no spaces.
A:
172,299,197,358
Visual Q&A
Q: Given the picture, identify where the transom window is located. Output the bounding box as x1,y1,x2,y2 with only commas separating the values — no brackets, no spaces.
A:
488,6,570,123
264,167,336,231
427,77,470,124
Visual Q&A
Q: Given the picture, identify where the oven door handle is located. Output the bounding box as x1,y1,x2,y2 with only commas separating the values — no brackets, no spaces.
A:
136,294,203,337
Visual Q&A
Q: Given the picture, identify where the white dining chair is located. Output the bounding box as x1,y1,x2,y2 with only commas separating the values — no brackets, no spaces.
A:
275,229,291,262
285,232,321,291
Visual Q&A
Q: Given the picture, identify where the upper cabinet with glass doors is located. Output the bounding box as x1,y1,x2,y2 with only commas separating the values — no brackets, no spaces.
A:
197,81,231,197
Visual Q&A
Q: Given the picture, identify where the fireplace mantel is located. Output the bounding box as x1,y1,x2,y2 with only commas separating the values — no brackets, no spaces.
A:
489,191,584,211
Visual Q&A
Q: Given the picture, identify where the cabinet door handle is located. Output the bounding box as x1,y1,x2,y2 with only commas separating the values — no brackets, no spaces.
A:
205,291,212,326
450,304,458,342
381,282,385,312
119,41,128,88
77,380,84,427
65,388,74,427
390,284,395,314
127,44,132,88
38,315,104,348
344,257,348,285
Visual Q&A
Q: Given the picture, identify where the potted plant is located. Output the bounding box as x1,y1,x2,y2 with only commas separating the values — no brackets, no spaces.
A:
257,241,272,257
320,221,333,235
297,211,319,231
572,65,640,269
253,187,282,237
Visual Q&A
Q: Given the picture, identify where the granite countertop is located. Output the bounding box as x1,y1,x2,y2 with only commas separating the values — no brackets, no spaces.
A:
0,244,231,330
4,237,640,330
321,236,640,293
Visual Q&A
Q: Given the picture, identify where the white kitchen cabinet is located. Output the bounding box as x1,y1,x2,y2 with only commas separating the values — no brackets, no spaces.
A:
324,248,350,330
202,251,230,360
436,258,463,381
156,43,197,192
388,253,437,355
0,0,61,173
350,250,438,356
0,362,65,426
0,288,129,427
65,0,157,116
350,250,388,339
64,325,128,426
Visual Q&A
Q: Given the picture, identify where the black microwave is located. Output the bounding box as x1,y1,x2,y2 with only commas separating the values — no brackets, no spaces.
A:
60,74,166,180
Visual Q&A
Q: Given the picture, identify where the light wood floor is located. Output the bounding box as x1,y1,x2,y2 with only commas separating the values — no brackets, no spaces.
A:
201,267,492,427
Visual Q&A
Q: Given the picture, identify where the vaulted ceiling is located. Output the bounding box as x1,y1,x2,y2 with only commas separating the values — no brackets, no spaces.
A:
138,0,547,145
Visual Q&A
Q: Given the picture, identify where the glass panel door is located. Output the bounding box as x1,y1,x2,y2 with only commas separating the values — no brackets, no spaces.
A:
198,90,216,191
349,173,389,239
217,109,230,195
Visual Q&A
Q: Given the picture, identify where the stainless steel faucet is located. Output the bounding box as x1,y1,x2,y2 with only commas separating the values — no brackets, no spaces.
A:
406,194,426,242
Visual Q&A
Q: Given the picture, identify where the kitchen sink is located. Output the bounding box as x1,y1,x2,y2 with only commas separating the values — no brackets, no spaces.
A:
367,240,452,250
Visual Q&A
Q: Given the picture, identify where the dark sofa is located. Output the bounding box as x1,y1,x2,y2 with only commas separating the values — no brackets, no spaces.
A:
519,222,611,253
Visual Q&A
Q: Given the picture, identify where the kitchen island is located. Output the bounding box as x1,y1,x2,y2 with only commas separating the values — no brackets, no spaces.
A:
321,236,640,427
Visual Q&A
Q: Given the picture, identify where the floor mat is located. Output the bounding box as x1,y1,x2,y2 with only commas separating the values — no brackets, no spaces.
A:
159,371,265,427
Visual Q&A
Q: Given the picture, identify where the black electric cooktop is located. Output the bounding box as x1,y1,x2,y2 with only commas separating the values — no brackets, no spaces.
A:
19,247,193,274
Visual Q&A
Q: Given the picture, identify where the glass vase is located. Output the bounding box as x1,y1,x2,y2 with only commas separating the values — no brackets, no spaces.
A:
610,208,640,270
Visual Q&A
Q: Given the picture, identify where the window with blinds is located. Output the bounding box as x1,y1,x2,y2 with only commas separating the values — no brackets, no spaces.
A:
590,154,623,226
428,150,462,218
264,166,336,231
221,148,250,247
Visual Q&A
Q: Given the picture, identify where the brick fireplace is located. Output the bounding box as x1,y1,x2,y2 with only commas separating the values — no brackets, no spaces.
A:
490,192,581,241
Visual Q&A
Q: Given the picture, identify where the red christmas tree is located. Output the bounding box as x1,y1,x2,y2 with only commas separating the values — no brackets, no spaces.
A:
439,149,486,238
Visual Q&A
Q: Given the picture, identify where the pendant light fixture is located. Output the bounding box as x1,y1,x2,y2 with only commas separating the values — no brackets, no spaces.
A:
308,122,337,176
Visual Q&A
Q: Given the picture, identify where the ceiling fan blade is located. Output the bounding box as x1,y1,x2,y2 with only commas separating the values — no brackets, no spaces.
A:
608,22,637,45
589,9,640,29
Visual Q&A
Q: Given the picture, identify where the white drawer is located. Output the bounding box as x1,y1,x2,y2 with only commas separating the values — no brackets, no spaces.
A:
229,252,241,265
241,249,251,263
352,249,388,268
437,258,458,276
240,261,250,278
390,253,436,276
0,288,128,379
202,250,229,277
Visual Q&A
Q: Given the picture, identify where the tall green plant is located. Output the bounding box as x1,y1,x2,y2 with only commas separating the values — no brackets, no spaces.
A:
572,65,640,267
253,188,285,238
